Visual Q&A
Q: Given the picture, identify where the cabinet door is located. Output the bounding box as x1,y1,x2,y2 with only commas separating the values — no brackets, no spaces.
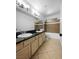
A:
42,33,46,42
24,39,31,58
39,37,43,46
31,37,38,55
16,42,23,52
16,44,30,59
38,34,43,46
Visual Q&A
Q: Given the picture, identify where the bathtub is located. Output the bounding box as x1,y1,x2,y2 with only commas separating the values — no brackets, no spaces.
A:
45,32,62,40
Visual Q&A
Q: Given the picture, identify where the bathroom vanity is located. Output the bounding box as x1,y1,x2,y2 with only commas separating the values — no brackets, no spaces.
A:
16,31,45,59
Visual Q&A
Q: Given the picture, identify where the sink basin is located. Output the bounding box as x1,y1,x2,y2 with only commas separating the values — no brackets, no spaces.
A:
17,33,32,38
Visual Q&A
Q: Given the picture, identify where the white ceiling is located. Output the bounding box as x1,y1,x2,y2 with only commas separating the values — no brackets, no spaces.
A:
23,0,62,17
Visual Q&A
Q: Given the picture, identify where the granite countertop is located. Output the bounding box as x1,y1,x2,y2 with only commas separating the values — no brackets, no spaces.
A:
16,31,44,44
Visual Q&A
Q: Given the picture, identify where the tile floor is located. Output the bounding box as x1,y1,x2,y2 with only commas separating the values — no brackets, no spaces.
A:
31,38,62,59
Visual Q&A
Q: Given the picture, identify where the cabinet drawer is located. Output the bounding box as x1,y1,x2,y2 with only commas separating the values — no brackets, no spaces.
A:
16,42,23,51
41,32,45,36
35,35,38,39
38,34,42,38
24,39,31,47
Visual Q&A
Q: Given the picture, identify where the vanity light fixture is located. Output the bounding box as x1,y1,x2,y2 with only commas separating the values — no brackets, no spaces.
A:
32,9,40,16
16,0,30,9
